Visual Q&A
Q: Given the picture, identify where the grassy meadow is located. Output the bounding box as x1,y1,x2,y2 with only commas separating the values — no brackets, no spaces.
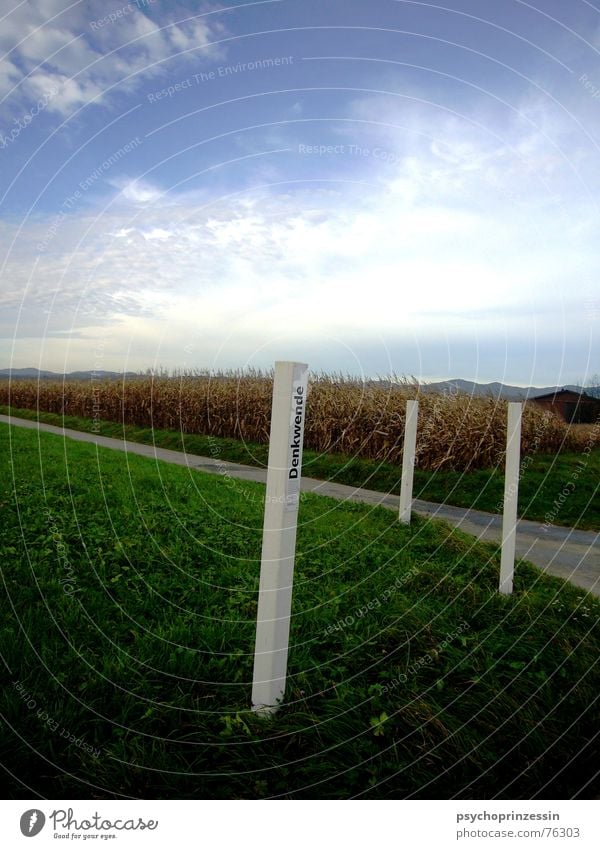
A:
1,404,598,530
1,423,599,799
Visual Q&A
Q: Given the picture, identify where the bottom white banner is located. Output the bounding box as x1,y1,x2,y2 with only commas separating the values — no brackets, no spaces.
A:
0,800,598,848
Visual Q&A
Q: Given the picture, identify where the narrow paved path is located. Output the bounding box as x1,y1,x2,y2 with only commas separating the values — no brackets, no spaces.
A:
3,414,598,596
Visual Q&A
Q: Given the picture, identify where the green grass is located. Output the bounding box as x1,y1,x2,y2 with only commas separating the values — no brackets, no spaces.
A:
1,404,598,530
1,423,599,799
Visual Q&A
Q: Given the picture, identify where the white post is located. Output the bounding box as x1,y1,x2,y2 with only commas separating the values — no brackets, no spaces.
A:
399,399,419,524
252,361,308,714
499,402,522,595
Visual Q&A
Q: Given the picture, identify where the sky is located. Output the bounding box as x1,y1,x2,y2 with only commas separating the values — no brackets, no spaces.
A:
0,0,599,385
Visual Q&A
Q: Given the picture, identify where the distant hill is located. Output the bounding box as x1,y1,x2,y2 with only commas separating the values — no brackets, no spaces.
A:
1,369,598,399
0,367,60,379
418,379,590,400
0,368,139,381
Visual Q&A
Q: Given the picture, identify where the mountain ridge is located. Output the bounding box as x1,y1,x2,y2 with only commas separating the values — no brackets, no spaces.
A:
0,368,598,399
418,378,592,399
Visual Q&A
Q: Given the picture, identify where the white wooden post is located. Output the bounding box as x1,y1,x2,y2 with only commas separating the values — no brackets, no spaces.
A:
399,400,419,524
252,361,308,714
499,402,522,595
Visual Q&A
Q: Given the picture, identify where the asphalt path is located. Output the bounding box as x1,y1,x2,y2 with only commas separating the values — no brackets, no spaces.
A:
2,413,598,596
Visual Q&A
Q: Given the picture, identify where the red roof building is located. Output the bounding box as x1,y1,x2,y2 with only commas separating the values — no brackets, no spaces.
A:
531,389,600,423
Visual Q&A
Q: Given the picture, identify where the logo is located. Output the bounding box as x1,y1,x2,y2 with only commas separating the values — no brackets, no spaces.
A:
20,810,46,837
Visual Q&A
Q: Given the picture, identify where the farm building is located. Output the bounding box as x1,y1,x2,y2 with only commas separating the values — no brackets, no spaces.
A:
530,389,600,423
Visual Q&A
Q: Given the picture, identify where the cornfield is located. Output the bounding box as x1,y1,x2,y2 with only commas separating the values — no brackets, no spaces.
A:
0,372,587,471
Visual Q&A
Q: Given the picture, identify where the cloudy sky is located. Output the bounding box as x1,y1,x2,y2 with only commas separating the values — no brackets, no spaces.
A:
0,0,599,384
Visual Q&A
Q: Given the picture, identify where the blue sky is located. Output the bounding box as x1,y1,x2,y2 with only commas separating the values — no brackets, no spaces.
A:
1,0,599,384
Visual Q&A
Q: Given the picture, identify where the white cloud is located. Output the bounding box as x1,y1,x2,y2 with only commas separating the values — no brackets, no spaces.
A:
1,79,598,379
112,178,164,204
1,160,596,366
0,57,20,98
0,1,227,117
142,227,173,241
18,25,79,67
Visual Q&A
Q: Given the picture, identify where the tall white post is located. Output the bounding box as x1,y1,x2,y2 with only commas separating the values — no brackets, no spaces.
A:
499,402,523,595
252,361,308,714
399,399,419,524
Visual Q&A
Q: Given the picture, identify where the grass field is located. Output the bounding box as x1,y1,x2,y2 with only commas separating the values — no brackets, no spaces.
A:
1,423,599,799
2,405,598,531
